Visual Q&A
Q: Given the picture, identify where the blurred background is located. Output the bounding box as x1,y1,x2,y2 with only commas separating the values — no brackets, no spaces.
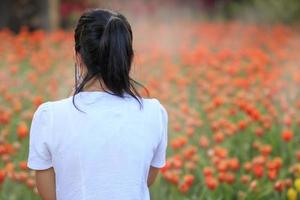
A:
1,0,300,32
1,0,300,200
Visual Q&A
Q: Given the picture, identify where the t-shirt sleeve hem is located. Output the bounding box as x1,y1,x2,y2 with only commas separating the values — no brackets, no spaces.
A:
27,160,53,170
150,161,166,168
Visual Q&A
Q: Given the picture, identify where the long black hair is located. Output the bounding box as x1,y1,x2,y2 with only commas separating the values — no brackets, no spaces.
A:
72,8,149,112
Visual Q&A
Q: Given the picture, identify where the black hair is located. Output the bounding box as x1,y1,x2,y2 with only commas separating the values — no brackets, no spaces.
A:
72,8,149,112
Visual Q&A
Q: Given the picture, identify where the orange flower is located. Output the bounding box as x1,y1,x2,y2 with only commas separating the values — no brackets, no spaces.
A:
171,136,187,149
183,174,195,186
205,177,218,190
198,135,209,148
179,183,190,193
243,162,252,172
19,161,28,170
255,127,264,137
17,122,28,139
26,178,35,188
268,169,277,181
240,175,251,184
274,180,284,192
260,145,272,156
224,172,235,184
33,96,43,107
228,158,240,171
282,130,293,142
203,167,214,177
252,164,264,178
213,131,225,143
217,160,228,172
0,169,6,184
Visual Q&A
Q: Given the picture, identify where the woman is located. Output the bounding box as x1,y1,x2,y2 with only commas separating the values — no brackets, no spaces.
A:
27,8,168,200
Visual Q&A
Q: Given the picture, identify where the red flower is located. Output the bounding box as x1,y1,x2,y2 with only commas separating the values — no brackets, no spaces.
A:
252,164,264,178
183,174,195,186
281,130,293,142
205,177,218,190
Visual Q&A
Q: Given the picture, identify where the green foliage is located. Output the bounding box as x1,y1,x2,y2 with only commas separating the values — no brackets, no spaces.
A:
223,0,300,23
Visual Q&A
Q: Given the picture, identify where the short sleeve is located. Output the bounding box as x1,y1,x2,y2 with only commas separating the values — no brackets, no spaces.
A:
150,100,168,168
27,102,53,170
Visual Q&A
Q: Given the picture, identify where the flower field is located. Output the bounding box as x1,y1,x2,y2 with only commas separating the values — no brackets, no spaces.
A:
0,20,300,200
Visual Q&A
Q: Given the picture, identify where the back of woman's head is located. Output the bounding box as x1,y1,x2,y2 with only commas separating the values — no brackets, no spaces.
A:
73,8,148,111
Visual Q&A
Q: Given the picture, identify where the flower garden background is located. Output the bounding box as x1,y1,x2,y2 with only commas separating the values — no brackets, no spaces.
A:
0,0,300,200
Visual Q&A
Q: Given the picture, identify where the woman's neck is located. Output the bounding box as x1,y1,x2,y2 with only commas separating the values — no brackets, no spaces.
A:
82,77,108,92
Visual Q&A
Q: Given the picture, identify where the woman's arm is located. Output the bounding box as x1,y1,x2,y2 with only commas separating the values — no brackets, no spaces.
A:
35,167,56,200
147,166,160,187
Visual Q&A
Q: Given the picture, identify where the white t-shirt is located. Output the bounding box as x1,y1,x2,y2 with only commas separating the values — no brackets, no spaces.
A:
27,91,168,200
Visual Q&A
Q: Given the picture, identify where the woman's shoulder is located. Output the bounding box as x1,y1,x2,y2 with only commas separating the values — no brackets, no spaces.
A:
36,96,73,112
32,101,52,120
36,95,167,115
144,98,164,108
140,97,167,115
